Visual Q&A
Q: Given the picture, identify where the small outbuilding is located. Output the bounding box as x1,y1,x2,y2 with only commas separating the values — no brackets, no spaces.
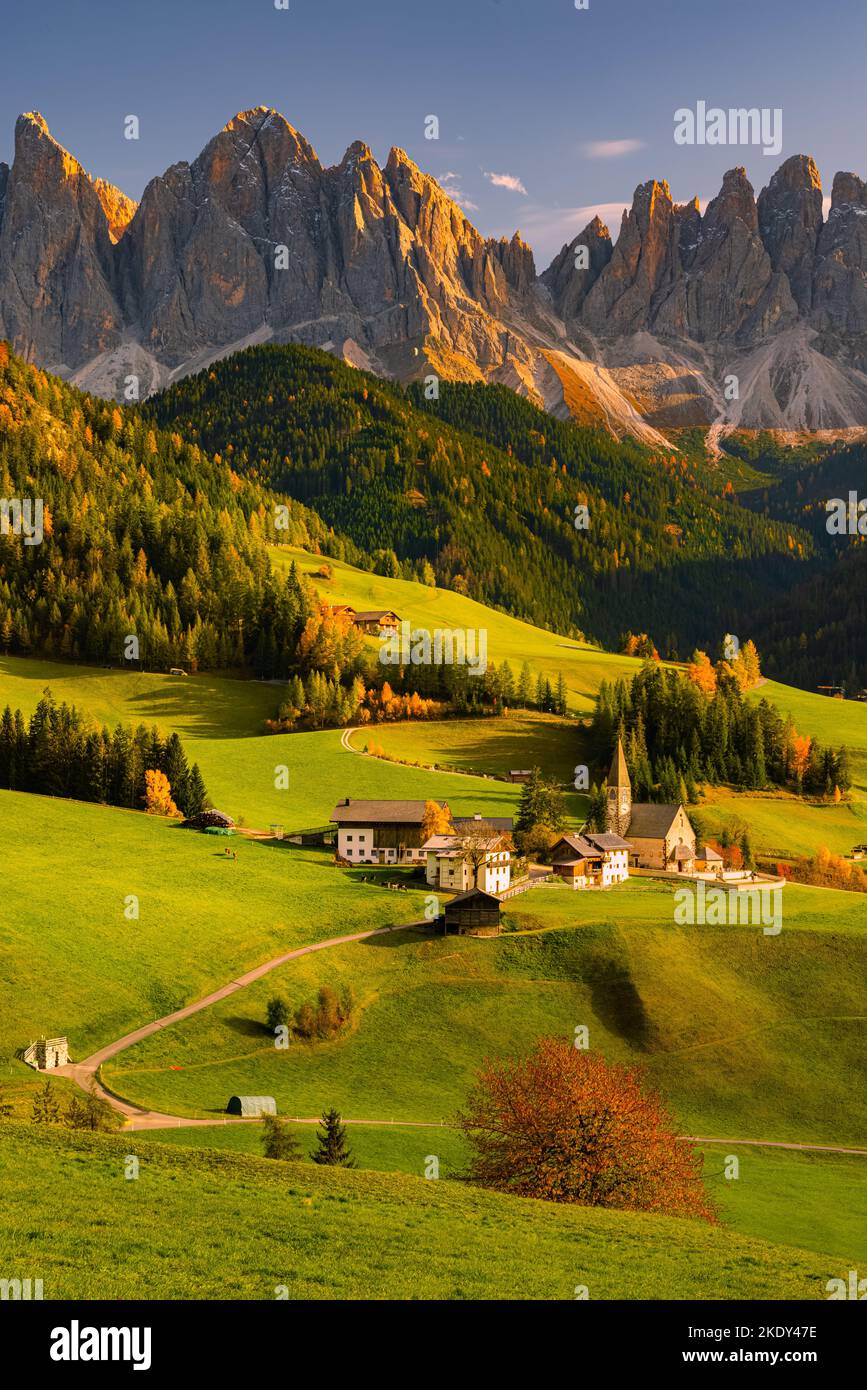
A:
226,1095,277,1117
22,1036,69,1070
442,888,502,936
695,844,725,874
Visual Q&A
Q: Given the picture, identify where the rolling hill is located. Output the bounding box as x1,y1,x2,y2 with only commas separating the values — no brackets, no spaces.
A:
146,343,816,658
0,1123,852,1301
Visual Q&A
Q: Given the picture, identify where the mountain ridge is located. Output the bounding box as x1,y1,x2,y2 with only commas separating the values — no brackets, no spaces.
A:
2,108,867,438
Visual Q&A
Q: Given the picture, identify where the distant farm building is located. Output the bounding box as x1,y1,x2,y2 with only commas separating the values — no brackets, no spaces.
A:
22,1036,69,1070
352,610,401,636
331,798,450,864
226,1096,276,1117
442,888,502,936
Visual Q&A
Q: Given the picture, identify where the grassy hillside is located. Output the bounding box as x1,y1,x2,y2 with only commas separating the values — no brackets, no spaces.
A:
271,544,642,717
145,344,815,661
130,1127,867,1267
0,789,434,1062
348,712,578,781
0,657,525,827
103,880,867,1147
0,1123,847,1300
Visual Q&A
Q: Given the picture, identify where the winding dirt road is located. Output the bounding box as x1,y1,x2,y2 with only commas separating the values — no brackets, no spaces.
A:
52,915,867,1156
53,920,423,1131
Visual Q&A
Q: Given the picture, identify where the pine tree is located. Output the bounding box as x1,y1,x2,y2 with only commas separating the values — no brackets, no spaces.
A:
161,733,191,814
310,1108,355,1167
261,1115,302,1162
500,660,516,706
515,768,567,833
186,764,208,816
31,1080,61,1124
517,661,532,708
585,782,608,833
555,671,567,716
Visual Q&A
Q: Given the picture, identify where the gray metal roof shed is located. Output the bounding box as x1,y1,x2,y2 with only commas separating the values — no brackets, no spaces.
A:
226,1096,277,1117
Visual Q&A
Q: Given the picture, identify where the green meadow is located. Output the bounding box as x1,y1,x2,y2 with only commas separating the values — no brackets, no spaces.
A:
104,880,867,1147
2,552,866,1301
131,1127,867,1267
0,1123,848,1301
270,544,642,715
350,710,580,782
0,789,433,1062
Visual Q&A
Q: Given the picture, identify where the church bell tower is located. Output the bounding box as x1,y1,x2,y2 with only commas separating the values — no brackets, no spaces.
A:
607,737,632,836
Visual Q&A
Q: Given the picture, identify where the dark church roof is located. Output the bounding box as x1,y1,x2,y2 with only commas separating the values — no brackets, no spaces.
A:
626,803,685,839
609,738,630,789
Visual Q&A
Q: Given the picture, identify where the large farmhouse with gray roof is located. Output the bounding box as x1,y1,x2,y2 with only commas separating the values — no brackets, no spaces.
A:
606,738,696,871
330,798,450,864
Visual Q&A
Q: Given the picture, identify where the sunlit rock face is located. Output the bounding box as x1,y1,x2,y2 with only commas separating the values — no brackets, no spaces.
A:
1,108,867,432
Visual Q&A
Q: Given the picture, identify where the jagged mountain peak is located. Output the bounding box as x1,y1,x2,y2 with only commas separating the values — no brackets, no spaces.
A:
830,170,867,210
2,110,867,437
91,178,138,243
17,110,52,138
765,153,822,193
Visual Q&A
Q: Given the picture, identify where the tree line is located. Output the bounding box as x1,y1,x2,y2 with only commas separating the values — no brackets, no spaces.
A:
591,664,851,799
0,346,350,679
0,690,208,816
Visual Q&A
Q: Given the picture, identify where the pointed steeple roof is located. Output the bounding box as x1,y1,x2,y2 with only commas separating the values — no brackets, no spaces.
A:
609,737,630,789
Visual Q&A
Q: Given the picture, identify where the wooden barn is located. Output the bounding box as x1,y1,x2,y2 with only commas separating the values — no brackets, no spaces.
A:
226,1096,277,1117
442,888,502,936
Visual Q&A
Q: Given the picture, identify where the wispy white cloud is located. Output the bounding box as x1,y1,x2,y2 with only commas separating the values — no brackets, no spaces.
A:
484,170,528,195
437,171,480,212
515,201,630,251
582,139,646,160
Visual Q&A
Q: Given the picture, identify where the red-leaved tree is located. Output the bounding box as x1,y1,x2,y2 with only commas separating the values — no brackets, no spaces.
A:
457,1037,717,1222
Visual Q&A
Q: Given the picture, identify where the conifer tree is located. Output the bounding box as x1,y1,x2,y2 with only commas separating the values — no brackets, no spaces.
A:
310,1108,355,1167
262,1115,302,1162
31,1081,61,1124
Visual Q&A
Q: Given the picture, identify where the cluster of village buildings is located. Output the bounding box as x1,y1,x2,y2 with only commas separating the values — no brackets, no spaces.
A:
330,740,727,932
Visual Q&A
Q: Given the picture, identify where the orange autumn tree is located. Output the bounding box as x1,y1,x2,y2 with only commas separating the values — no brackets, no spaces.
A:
686,650,717,694
457,1037,717,1222
144,768,181,818
421,799,452,839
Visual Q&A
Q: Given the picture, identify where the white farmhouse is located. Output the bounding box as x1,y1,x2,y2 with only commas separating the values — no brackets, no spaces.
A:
423,833,513,895
549,831,632,889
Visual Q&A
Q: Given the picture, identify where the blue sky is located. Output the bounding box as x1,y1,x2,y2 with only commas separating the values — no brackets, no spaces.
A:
2,0,865,265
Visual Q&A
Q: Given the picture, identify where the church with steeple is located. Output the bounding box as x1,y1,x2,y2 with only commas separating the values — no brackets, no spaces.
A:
606,737,697,871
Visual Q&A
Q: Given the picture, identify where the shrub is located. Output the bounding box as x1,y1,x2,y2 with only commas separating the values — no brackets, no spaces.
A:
457,1036,716,1221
